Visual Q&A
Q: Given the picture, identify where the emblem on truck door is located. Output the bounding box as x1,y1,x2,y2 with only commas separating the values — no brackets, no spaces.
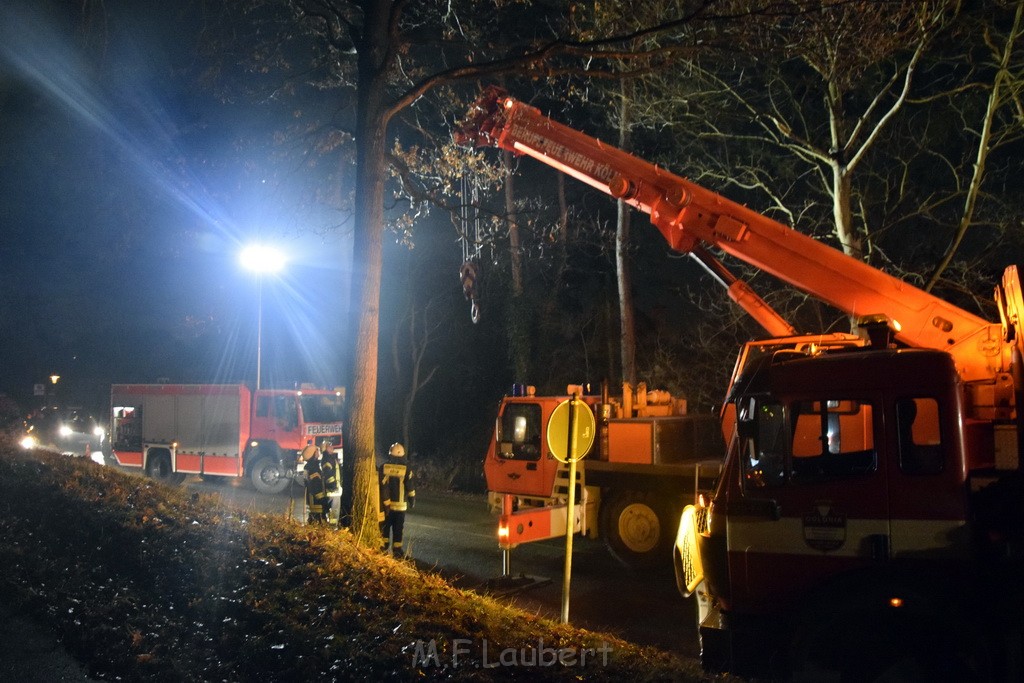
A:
802,502,847,552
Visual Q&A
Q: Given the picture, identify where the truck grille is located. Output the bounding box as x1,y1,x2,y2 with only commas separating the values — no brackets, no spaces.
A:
695,504,710,534
676,504,707,596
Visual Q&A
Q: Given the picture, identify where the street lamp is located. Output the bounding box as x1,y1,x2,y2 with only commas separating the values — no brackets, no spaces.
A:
240,244,286,390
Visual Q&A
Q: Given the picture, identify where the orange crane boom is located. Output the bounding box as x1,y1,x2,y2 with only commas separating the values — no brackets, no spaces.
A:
457,87,1010,387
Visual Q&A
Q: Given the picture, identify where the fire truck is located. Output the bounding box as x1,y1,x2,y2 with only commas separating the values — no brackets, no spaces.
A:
110,383,344,494
485,381,722,570
458,87,1024,679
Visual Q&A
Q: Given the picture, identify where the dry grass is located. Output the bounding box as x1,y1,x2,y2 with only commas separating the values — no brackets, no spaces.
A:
0,445,715,681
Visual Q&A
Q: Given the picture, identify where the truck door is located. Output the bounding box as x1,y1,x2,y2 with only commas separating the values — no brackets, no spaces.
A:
726,394,890,612
252,394,300,447
484,398,562,498
886,395,967,557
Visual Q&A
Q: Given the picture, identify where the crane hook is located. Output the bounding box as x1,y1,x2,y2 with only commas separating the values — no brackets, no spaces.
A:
460,260,481,324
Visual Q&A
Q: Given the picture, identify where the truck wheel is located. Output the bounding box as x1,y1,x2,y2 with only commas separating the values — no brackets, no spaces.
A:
250,457,289,494
145,451,185,486
601,490,676,569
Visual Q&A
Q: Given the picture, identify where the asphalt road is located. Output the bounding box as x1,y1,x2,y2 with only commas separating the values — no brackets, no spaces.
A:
185,477,702,658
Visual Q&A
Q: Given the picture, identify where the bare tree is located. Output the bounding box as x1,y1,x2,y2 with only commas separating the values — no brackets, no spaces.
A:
674,2,956,260
925,0,1024,289
587,1,962,340
390,298,443,450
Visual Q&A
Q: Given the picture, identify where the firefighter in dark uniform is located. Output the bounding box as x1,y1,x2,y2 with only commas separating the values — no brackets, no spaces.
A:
320,439,342,526
379,442,415,555
302,444,328,524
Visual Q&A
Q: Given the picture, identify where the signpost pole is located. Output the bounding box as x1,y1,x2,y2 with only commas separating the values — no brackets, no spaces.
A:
545,392,594,626
560,393,579,624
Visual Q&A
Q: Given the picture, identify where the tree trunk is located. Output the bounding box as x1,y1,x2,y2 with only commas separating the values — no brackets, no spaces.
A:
616,81,636,386
825,80,862,263
346,0,390,548
830,164,861,260
504,149,530,380
505,150,523,297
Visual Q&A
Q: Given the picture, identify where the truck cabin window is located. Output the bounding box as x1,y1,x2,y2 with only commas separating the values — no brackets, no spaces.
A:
497,403,542,461
274,396,298,429
896,397,944,474
739,400,788,488
256,396,271,418
299,394,345,423
741,398,877,489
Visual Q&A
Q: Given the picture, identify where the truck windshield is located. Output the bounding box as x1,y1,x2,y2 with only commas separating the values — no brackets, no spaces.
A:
740,397,877,489
497,403,542,461
299,395,345,423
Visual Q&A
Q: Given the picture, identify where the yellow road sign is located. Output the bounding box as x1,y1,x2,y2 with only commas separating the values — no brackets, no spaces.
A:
546,397,596,463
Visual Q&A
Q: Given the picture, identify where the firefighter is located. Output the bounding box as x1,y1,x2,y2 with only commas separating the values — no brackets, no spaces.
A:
320,439,342,526
379,442,415,556
301,443,328,524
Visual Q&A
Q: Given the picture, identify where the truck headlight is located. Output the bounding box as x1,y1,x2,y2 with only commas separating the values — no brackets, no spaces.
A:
20,435,38,449
59,424,73,437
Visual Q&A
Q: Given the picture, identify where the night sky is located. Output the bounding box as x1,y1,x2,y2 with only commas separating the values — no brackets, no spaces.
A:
0,1,353,414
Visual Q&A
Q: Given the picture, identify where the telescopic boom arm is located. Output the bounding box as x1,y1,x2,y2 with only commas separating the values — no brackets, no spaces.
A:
457,87,1010,384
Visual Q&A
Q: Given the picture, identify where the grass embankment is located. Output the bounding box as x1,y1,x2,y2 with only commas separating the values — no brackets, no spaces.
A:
0,446,714,682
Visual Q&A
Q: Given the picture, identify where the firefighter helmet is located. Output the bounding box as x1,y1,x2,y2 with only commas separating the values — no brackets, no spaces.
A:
389,442,406,457
300,444,319,461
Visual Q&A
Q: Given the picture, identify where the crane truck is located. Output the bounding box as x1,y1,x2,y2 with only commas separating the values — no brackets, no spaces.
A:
110,383,344,494
458,86,1024,680
484,381,723,570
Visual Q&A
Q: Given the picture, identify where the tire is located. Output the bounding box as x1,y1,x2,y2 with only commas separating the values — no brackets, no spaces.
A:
144,450,185,485
250,456,290,494
601,490,677,570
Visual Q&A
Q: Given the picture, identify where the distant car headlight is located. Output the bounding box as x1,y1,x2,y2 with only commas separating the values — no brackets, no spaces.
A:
59,424,74,437
19,435,38,449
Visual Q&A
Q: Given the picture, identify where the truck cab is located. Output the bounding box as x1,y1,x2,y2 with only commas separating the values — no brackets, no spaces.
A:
679,344,1023,678
247,388,345,493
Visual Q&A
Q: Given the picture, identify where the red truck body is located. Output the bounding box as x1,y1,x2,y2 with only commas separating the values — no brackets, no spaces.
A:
110,383,344,493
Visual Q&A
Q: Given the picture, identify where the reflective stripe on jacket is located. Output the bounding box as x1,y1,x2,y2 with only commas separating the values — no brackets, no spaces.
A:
379,458,414,512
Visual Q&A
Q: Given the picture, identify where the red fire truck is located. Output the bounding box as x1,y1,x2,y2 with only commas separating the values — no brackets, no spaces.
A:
485,381,722,570
459,87,1024,679
110,383,344,494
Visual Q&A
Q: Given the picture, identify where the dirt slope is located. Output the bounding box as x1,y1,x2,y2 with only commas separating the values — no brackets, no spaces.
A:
0,445,716,682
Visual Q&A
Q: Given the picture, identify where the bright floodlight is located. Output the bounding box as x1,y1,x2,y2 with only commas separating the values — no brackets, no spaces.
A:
240,244,286,274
